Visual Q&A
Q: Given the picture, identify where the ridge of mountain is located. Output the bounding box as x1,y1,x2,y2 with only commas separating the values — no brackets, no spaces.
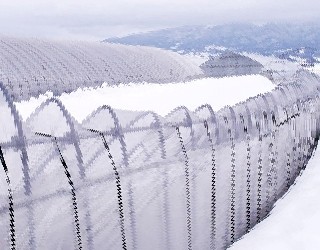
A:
105,23,320,60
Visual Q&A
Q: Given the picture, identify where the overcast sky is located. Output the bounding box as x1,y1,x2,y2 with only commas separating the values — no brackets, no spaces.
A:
0,0,319,41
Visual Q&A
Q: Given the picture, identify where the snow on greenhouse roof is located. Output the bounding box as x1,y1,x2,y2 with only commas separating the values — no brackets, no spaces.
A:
0,37,203,101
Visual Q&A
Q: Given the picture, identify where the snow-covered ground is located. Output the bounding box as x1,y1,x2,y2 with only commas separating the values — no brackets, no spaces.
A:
14,75,274,122
229,145,320,250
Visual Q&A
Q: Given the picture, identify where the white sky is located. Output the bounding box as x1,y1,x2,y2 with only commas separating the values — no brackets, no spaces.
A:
0,0,319,40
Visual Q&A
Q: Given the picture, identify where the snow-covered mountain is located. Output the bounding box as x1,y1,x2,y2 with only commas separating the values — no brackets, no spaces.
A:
105,23,320,69
105,23,320,55
275,47,320,67
105,23,320,83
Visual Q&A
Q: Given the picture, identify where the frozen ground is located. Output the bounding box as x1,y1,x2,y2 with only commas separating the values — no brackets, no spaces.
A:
229,144,320,250
14,74,274,122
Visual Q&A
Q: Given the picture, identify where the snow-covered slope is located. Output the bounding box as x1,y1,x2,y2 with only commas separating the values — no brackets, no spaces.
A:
229,143,320,250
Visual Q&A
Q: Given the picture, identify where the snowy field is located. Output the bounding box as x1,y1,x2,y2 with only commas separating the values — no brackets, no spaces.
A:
229,145,320,250
14,74,274,122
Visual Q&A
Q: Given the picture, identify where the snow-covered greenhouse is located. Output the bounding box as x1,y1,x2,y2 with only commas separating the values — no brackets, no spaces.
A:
0,37,319,250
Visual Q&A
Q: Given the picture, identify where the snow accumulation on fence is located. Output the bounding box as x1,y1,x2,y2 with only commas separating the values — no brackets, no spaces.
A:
0,37,320,250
